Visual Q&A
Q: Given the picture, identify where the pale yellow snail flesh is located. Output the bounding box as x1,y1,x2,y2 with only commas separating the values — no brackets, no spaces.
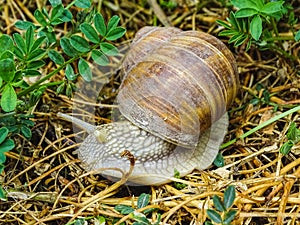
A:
58,26,239,185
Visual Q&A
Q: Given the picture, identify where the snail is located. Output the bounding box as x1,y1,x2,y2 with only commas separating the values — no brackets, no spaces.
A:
58,26,239,185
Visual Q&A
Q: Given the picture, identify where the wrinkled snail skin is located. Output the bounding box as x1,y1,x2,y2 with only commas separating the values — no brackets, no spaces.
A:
58,26,239,186
57,112,228,185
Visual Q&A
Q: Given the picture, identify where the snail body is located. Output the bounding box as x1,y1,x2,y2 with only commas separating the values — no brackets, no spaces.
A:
59,26,238,185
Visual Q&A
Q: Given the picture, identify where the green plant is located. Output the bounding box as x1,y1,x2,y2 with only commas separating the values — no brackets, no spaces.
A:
0,127,15,173
114,193,161,225
0,0,125,182
205,185,237,225
280,122,300,155
217,0,299,51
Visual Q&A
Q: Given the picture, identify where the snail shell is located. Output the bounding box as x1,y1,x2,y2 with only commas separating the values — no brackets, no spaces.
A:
58,26,238,185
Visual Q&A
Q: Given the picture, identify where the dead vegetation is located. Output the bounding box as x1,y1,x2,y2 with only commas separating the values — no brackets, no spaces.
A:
0,0,300,224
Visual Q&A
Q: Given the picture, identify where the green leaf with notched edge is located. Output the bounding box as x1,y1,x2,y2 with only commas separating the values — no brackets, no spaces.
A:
106,27,126,41
80,23,100,44
48,49,65,65
78,58,92,81
206,209,222,224
74,0,91,8
224,185,236,209
15,21,36,30
65,64,77,80
114,205,134,215
137,193,150,209
94,13,107,36
70,35,90,52
280,140,294,155
213,195,226,212
223,210,237,225
1,84,17,112
91,50,109,66
34,9,48,27
60,37,79,57
107,15,120,33
100,42,119,56
250,15,262,41
235,8,258,18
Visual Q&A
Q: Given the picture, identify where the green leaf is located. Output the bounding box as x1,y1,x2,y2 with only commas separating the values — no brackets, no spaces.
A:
287,122,300,142
0,186,6,201
92,50,109,66
94,13,106,36
80,23,100,44
0,59,15,82
100,42,119,56
78,58,92,81
114,205,134,215
60,37,79,57
137,193,150,209
49,0,62,7
15,21,36,30
13,33,26,54
1,84,17,112
213,195,226,212
295,30,300,42
27,49,46,61
233,34,248,47
65,64,77,80
27,60,45,69
23,69,41,77
21,125,32,139
106,27,126,41
13,46,24,60
60,9,73,22
0,77,2,87
224,185,236,209
231,0,260,10
131,213,149,224
213,153,225,167
48,49,65,65
30,36,46,52
235,8,258,18
261,1,284,15
0,127,9,145
280,140,294,155
34,9,48,27
206,209,222,224
0,35,14,53
74,0,91,8
70,35,90,53
250,15,262,41
50,4,64,22
0,51,14,60
223,210,237,225
25,26,35,53
107,15,120,33
216,20,232,30
219,30,240,37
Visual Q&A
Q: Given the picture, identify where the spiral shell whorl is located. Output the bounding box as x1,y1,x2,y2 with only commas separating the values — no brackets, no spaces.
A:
117,26,239,148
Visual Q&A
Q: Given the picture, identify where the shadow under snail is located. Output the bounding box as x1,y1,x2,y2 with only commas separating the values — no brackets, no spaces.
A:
58,26,239,185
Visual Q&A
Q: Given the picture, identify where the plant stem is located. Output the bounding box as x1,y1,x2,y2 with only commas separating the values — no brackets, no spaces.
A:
220,105,300,149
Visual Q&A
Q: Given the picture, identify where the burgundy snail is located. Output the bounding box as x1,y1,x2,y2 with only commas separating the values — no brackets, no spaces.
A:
58,26,239,185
